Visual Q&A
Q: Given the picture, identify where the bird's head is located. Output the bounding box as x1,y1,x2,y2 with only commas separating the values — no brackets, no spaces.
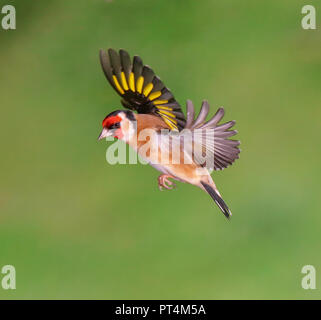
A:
98,110,136,142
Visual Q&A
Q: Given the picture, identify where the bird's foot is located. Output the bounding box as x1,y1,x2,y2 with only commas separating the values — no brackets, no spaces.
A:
158,174,176,191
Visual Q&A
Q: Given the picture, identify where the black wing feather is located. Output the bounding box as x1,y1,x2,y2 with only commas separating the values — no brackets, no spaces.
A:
100,48,186,131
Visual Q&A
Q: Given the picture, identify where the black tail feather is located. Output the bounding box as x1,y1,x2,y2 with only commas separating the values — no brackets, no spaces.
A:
201,182,231,219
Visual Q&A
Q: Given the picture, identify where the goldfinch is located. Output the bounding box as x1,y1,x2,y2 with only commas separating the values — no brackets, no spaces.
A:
98,49,240,219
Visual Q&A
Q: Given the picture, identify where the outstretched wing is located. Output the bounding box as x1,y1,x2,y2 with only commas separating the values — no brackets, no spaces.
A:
99,48,186,131
158,100,240,171
184,100,240,171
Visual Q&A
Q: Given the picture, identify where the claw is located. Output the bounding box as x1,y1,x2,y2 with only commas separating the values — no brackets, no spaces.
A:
158,174,176,191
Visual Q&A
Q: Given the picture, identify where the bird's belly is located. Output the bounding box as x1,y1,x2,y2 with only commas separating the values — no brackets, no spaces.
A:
134,136,208,185
149,161,204,185
149,162,171,175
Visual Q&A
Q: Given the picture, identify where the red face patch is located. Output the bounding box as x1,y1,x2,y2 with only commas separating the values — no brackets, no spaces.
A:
102,115,122,128
101,115,123,139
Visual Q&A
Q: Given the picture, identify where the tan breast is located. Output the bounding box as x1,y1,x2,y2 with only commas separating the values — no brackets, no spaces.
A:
128,114,204,184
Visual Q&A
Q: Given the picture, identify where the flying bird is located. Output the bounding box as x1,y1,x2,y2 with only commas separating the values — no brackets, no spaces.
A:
98,49,240,219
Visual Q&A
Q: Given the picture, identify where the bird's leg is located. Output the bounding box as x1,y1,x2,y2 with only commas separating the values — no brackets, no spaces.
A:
158,174,177,191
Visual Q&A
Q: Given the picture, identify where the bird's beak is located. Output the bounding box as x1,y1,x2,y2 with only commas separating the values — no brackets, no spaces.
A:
98,128,113,141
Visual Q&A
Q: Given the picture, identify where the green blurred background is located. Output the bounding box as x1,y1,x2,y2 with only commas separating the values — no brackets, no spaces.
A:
0,0,320,299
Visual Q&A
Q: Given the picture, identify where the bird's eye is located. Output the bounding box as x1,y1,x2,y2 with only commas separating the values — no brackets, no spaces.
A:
109,122,120,129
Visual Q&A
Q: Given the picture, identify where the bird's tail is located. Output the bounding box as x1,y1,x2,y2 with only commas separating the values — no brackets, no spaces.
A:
201,181,231,219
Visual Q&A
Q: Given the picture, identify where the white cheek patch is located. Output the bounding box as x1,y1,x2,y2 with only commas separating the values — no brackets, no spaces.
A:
126,120,136,141
119,112,136,141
